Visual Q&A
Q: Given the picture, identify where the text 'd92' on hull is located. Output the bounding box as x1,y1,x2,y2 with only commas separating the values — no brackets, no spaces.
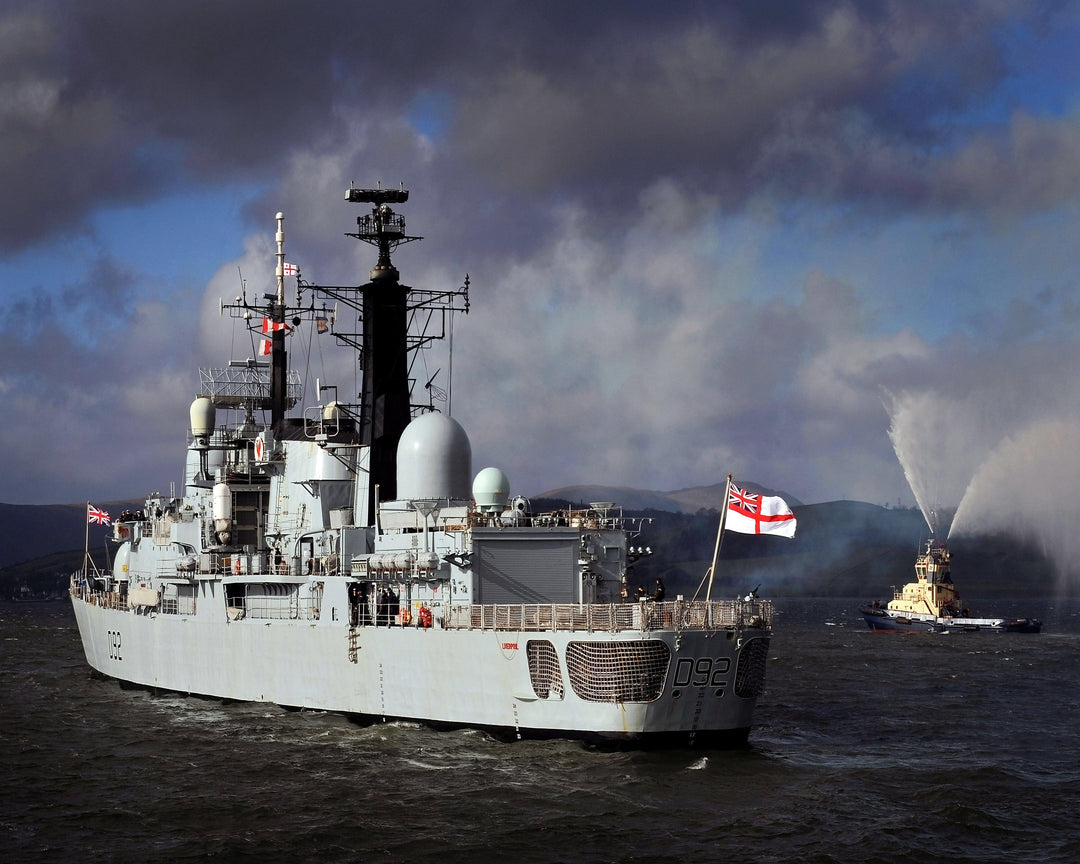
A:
71,189,774,748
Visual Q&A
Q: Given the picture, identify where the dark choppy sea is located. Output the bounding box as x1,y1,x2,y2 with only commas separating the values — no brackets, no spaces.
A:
3,597,1079,863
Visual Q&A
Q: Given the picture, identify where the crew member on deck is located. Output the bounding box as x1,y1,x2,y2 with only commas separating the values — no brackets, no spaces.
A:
348,582,361,626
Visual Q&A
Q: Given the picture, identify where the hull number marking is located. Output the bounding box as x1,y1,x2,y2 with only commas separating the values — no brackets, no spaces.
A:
673,657,729,687
107,630,123,661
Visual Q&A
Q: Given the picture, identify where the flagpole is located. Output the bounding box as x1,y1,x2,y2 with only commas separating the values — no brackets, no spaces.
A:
704,474,733,604
83,501,90,587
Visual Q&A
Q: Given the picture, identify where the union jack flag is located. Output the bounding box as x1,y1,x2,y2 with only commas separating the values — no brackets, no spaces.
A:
729,484,760,515
88,504,111,526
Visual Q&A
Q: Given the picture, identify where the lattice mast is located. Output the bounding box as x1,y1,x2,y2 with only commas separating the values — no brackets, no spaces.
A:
211,211,302,427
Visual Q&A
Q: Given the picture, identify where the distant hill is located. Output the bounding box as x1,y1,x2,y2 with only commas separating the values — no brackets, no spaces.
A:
534,485,686,512
0,500,138,569
615,499,931,600
533,496,1059,599
538,480,803,514
1,549,86,600
0,495,1062,600
0,500,137,600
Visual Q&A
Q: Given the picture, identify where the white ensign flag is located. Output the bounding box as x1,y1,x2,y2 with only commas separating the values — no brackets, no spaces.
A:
726,484,797,538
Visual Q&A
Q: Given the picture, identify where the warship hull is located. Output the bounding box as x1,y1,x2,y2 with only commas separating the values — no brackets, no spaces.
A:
72,585,771,747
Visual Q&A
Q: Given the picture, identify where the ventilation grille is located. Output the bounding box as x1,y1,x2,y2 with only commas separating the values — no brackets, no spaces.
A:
565,640,670,703
526,640,564,699
734,637,770,698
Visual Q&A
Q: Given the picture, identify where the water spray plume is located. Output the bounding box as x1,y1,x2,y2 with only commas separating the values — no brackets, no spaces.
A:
884,390,996,538
951,416,1080,589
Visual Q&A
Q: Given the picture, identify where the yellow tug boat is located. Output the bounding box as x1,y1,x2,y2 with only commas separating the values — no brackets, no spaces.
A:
860,539,1041,633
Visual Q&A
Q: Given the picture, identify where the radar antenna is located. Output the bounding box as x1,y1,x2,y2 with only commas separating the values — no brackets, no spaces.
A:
345,184,421,283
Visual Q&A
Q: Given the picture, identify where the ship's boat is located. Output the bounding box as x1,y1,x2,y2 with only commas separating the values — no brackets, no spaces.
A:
70,187,774,747
859,539,1041,634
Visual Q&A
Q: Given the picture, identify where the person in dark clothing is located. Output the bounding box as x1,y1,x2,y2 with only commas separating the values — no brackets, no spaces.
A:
348,582,361,626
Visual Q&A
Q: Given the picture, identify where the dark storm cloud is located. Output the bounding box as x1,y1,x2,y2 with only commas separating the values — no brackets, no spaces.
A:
4,0,1079,509
3,0,1065,256
0,249,202,502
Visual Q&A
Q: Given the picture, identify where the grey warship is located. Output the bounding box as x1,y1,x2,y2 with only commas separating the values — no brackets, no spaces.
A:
70,186,773,747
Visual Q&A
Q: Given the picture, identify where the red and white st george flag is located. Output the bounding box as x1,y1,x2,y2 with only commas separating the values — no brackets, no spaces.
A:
282,262,299,276
726,483,796,538
87,504,111,526
259,318,290,356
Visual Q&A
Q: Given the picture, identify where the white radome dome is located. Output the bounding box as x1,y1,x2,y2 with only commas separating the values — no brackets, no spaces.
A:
396,412,472,500
189,396,215,437
472,466,510,512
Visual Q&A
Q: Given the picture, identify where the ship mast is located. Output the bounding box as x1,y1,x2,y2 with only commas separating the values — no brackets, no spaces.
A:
344,186,418,508
270,212,288,429
216,188,469,516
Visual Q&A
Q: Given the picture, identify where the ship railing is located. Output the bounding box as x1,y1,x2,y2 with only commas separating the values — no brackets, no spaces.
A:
226,586,323,621
444,599,772,634
159,587,197,616
467,503,631,531
69,578,130,612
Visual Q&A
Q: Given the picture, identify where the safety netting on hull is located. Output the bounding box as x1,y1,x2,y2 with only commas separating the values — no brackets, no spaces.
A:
565,640,670,703
734,637,770,698
526,640,565,699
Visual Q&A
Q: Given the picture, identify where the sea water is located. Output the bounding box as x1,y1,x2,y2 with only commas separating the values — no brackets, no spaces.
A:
3,598,1079,863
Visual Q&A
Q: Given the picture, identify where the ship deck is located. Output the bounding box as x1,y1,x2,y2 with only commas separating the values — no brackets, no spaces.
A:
71,581,771,634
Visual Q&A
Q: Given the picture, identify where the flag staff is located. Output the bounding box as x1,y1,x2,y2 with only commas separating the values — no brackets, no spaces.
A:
692,474,733,604
83,501,90,586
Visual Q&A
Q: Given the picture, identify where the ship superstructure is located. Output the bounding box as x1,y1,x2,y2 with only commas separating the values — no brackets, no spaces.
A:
70,187,773,747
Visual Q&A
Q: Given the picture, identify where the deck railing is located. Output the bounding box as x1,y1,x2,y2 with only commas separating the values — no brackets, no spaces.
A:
70,580,128,611
71,576,772,634
444,599,772,634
